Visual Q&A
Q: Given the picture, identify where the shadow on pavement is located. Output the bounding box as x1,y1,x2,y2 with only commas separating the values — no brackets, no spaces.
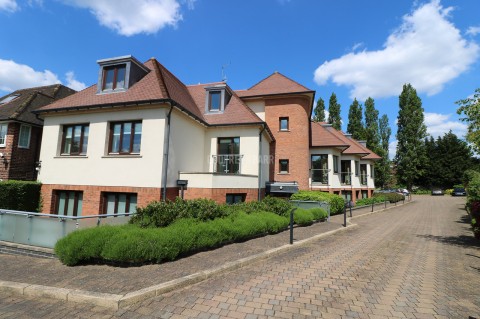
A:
416,234,480,248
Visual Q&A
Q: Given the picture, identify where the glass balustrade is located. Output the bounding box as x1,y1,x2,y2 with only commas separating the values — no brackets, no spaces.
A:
0,209,134,249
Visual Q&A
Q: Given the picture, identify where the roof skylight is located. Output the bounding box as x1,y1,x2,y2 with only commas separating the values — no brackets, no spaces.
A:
0,94,20,105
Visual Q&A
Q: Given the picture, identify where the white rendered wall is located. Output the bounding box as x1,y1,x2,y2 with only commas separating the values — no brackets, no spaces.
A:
38,106,168,187
244,100,265,121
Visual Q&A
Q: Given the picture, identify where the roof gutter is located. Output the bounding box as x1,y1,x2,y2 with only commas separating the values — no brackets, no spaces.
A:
162,103,174,201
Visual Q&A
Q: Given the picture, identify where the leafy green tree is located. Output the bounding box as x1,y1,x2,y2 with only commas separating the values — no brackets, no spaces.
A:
418,136,437,188
375,114,392,188
394,84,428,190
456,88,480,154
313,97,326,122
364,97,380,152
346,98,365,139
433,132,473,188
328,93,342,130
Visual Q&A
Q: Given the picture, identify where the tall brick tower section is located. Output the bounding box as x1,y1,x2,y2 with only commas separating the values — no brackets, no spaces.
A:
238,72,315,190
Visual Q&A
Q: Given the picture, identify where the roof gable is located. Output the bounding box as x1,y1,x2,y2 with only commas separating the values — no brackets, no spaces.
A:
236,72,313,98
0,84,76,125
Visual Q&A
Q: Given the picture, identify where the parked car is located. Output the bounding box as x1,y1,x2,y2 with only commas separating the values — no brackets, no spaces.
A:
451,187,467,196
431,189,444,196
397,188,410,196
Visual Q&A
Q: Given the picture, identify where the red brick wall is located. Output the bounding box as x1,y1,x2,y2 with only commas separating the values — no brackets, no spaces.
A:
0,122,41,181
40,184,179,216
265,96,311,189
182,187,263,204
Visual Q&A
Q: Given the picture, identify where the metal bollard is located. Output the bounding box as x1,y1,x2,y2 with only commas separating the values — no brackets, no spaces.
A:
290,208,297,244
343,203,347,227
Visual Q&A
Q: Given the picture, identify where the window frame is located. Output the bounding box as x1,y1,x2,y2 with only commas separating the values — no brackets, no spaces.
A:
279,117,289,131
279,159,289,173
18,124,31,149
208,91,222,112
0,123,8,147
355,161,360,176
216,137,241,174
55,190,83,217
61,123,89,156
103,192,137,215
102,64,127,91
108,121,142,155
311,154,328,184
333,155,339,173
226,193,246,205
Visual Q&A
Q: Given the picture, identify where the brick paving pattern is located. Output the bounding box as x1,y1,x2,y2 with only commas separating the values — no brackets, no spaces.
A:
0,196,479,318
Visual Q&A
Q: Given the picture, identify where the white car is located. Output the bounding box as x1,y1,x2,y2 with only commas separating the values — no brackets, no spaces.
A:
398,188,410,196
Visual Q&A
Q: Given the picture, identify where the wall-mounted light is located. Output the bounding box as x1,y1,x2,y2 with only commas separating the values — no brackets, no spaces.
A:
35,161,42,171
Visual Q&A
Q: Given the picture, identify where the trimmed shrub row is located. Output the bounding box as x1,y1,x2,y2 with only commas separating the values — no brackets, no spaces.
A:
130,197,293,228
294,207,328,226
355,196,386,206
0,180,41,211
55,211,289,266
290,190,343,215
373,192,404,203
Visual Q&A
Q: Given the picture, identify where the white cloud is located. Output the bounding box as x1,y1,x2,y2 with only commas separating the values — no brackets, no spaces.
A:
0,58,87,93
467,26,480,36
65,71,86,91
0,0,18,12
424,112,467,138
313,0,480,100
63,0,183,36
0,59,60,92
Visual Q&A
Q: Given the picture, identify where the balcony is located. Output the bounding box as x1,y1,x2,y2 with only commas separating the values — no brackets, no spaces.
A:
341,171,352,185
213,154,243,174
310,168,329,185
360,173,368,185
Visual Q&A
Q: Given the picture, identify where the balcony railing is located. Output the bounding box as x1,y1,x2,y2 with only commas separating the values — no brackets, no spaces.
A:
341,171,352,185
310,168,329,184
212,154,243,174
360,173,368,185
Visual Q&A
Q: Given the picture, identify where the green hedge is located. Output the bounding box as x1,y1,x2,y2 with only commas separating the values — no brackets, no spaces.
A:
355,196,386,206
293,207,328,226
0,180,41,211
55,211,289,266
373,192,404,203
465,170,480,238
290,190,343,215
130,196,293,228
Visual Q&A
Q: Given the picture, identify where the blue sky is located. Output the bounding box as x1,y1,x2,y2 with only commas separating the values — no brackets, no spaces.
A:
1,0,479,157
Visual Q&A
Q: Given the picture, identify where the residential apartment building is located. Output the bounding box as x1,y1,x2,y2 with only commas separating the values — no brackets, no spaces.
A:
0,85,75,181
35,55,379,216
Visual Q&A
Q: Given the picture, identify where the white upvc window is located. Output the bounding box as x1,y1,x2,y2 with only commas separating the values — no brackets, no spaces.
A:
18,125,31,148
0,123,7,147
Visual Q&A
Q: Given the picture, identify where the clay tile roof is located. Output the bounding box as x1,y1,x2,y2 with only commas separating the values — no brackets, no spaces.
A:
35,58,204,122
187,83,263,125
319,124,381,159
310,121,349,148
236,72,313,97
0,84,76,125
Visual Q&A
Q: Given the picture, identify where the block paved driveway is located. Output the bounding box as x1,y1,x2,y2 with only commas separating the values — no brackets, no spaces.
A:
1,195,479,318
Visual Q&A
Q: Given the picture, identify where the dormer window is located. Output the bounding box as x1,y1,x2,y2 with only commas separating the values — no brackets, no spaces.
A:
204,84,232,114
209,91,222,111
103,64,126,91
96,55,149,95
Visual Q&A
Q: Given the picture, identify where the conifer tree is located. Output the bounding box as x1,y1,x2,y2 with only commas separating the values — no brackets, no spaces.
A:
364,97,380,152
395,84,428,190
375,114,392,188
346,98,364,139
328,93,342,130
313,98,326,122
